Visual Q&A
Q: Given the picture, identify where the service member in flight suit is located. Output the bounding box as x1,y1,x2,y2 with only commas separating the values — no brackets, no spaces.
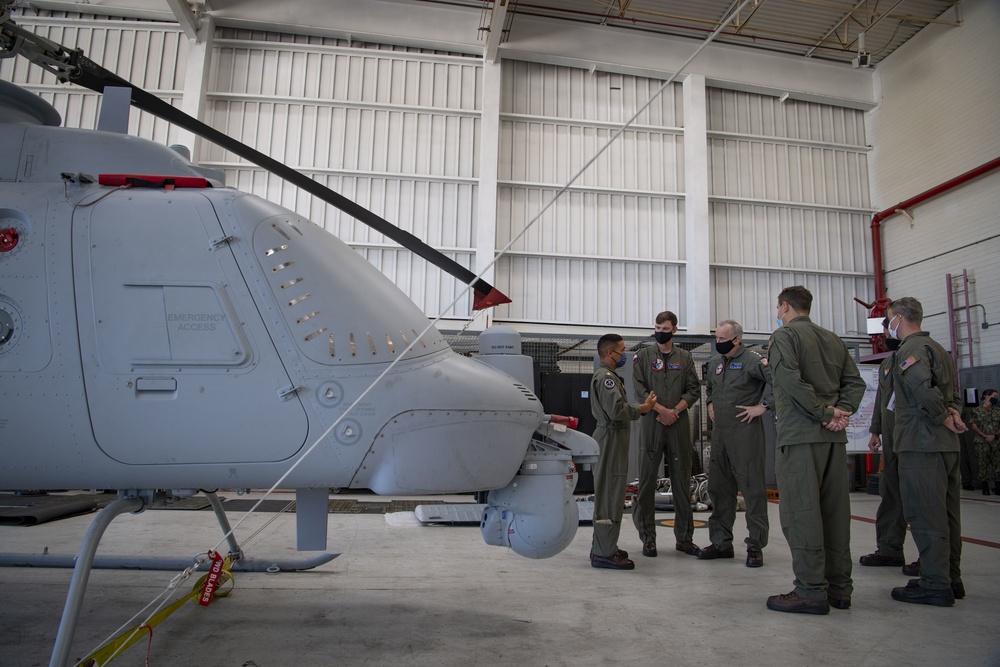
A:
698,319,773,568
590,333,657,570
765,286,866,615
887,297,967,606
631,311,702,558
859,320,919,575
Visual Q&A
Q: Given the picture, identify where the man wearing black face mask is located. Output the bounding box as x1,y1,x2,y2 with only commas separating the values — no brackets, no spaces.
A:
698,319,773,567
859,319,920,576
631,310,702,558
590,334,658,570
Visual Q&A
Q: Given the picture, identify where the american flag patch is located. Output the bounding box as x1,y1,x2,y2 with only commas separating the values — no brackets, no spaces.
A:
899,355,917,371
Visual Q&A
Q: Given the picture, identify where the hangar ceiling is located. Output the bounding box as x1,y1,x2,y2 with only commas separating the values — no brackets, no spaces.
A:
20,0,962,67
471,0,962,66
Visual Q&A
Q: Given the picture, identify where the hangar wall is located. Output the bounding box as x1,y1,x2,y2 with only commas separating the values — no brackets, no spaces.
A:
0,14,189,143
3,9,876,339
706,89,872,336
867,0,1000,368
203,28,483,321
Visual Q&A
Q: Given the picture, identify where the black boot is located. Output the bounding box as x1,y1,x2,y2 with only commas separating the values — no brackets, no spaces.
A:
983,482,992,496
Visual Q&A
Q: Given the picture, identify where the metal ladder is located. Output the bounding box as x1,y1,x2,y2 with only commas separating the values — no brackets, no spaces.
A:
946,270,975,370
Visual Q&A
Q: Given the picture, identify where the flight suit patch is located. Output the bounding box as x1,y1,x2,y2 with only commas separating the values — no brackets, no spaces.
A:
899,355,917,371
729,362,743,370
667,362,681,370
760,358,768,366
632,353,639,365
604,378,616,389
652,358,664,371
715,363,723,375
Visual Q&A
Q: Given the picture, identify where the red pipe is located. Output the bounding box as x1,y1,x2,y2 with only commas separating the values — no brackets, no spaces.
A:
871,156,1000,302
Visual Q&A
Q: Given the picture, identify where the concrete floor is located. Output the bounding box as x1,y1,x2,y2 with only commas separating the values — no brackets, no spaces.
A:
2,489,999,667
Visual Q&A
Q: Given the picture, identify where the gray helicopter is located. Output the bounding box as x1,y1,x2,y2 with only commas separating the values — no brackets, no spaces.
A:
0,12,597,665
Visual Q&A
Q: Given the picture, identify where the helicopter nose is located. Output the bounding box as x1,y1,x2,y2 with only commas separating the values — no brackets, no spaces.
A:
351,354,544,494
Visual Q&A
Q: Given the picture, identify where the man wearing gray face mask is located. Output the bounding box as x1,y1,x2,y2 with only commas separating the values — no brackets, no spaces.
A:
699,319,773,568
886,296,967,606
631,310,702,558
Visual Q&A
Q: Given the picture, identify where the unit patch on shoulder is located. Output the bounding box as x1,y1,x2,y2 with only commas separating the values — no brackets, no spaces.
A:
632,353,639,365
604,378,616,389
899,355,918,371
652,358,665,371
715,363,724,375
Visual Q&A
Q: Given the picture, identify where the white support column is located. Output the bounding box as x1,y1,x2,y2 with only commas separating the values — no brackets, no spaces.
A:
683,73,711,335
473,58,502,331
176,16,214,161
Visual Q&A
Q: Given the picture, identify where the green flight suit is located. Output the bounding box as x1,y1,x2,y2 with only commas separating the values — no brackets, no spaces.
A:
869,352,909,558
631,344,701,546
892,331,963,590
590,361,643,558
705,345,773,551
768,315,866,601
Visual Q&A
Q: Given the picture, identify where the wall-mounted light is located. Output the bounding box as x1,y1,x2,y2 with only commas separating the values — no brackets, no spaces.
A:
778,92,789,104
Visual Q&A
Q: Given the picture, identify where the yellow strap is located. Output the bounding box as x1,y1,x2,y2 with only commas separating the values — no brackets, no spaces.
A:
81,556,234,667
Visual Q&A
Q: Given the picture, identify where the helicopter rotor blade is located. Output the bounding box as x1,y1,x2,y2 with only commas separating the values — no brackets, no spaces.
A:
66,49,510,310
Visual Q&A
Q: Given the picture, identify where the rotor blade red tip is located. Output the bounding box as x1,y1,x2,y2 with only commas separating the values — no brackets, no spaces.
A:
473,287,512,310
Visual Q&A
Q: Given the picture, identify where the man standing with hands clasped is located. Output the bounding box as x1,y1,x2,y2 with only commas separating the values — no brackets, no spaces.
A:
590,334,657,571
885,297,967,606
631,311,702,559
765,286,866,615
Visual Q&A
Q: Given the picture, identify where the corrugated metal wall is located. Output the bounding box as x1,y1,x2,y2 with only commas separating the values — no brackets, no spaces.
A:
0,13,188,144
706,89,873,336
3,12,877,339
202,29,483,320
493,61,685,329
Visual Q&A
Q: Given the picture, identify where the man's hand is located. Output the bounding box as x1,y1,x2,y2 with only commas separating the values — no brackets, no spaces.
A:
946,407,969,433
640,391,658,414
986,434,997,444
823,407,852,432
656,407,679,426
708,402,715,422
868,434,881,452
735,404,767,423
